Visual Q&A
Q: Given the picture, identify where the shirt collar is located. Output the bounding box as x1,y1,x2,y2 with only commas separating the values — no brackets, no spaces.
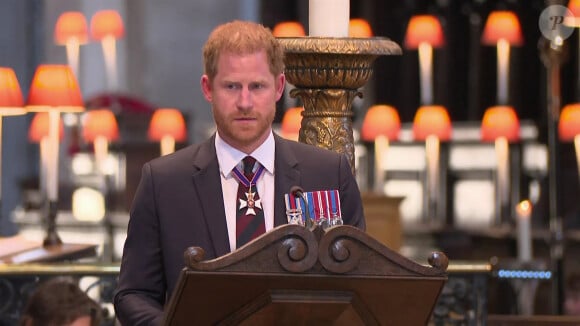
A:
215,131,275,178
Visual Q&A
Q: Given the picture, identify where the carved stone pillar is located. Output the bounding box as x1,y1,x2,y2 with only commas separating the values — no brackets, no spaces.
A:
278,37,401,174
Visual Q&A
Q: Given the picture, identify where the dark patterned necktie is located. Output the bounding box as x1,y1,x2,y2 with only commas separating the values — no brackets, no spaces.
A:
234,156,266,248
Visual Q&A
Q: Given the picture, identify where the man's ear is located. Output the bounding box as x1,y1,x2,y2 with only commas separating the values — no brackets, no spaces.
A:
275,73,286,101
201,75,212,102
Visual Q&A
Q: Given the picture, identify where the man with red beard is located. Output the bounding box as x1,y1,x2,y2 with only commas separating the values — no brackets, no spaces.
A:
114,20,365,325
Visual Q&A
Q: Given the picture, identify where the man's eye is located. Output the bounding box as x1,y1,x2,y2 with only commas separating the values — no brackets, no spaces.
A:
250,83,264,90
226,84,239,90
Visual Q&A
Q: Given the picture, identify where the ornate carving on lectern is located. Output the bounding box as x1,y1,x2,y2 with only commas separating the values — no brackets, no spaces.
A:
168,225,448,326
184,224,448,277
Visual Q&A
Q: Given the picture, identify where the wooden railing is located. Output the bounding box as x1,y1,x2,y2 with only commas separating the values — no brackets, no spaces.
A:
0,261,491,325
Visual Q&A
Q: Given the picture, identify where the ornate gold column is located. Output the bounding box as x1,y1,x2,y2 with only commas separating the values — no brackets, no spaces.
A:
278,37,401,173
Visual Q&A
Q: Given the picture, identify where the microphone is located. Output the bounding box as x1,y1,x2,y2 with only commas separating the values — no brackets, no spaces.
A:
290,186,315,228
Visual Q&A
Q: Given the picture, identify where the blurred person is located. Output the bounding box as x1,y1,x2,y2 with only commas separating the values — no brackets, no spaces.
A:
20,277,102,326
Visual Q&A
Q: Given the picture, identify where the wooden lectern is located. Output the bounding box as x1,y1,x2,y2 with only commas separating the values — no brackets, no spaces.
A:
164,224,448,325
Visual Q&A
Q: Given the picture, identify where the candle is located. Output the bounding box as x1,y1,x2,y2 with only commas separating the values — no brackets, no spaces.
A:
516,200,533,261
309,0,349,37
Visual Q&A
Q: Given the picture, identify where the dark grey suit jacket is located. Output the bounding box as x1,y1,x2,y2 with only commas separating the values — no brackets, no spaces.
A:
114,133,365,325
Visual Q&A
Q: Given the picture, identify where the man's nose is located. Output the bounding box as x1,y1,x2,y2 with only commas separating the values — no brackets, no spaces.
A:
237,87,253,109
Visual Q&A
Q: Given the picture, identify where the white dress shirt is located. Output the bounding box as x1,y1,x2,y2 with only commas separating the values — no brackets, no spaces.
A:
215,131,275,251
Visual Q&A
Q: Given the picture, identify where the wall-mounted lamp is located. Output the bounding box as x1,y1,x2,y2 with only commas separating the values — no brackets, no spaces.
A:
280,106,304,141
413,105,451,223
349,18,373,38
54,12,88,78
559,103,580,184
82,109,119,174
90,10,124,90
272,21,306,37
28,112,65,199
148,108,187,156
361,105,400,193
405,15,444,106
482,10,523,105
26,64,84,246
0,67,25,222
481,105,520,225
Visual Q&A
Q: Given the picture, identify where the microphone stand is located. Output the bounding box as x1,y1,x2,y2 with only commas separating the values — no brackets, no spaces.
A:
539,32,567,315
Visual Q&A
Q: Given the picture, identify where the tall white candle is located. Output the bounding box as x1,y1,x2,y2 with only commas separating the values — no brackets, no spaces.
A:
516,200,533,261
309,0,349,37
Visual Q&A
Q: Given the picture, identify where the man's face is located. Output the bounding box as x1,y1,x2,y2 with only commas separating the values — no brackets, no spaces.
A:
201,50,285,153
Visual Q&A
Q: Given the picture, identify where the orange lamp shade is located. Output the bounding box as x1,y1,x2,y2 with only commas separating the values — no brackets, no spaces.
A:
26,65,83,112
567,0,580,26
559,103,580,141
281,107,304,138
90,10,124,40
569,0,580,15
481,105,520,142
148,108,187,141
349,18,373,38
481,11,523,46
412,105,452,141
361,105,400,141
272,21,306,37
0,67,25,115
82,109,119,143
404,15,444,49
54,11,88,45
28,112,65,143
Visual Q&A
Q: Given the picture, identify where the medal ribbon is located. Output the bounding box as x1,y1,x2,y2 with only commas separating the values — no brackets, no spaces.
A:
232,163,265,188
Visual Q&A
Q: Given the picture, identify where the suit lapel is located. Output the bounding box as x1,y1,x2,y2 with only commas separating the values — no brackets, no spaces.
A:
274,135,301,226
190,134,301,255
191,136,231,256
